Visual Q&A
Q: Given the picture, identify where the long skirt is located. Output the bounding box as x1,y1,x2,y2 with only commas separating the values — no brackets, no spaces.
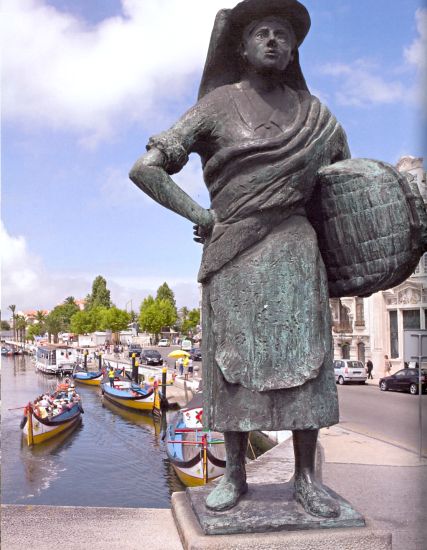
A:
202,215,339,432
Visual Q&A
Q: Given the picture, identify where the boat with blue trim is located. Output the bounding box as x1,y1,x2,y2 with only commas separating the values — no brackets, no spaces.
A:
73,369,105,386
166,394,226,486
101,377,161,413
21,384,83,446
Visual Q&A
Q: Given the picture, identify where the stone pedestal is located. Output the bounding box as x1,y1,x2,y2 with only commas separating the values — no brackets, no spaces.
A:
172,483,392,550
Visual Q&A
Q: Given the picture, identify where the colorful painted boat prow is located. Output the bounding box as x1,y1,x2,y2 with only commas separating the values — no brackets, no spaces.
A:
166,393,226,487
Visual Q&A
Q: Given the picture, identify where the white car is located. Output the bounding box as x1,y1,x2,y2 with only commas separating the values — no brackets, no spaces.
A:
158,339,170,347
333,359,367,385
181,339,192,351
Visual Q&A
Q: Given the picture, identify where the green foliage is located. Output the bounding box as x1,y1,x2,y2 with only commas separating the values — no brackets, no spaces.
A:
27,323,44,341
70,309,98,334
1,320,11,330
97,307,130,333
46,300,80,338
182,308,200,334
156,282,176,308
139,296,177,337
85,276,112,310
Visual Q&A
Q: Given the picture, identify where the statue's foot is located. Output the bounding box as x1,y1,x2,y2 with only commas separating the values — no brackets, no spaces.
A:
205,477,248,511
294,475,340,518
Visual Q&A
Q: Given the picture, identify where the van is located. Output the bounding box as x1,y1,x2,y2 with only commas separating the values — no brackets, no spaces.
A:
181,339,192,351
333,359,367,385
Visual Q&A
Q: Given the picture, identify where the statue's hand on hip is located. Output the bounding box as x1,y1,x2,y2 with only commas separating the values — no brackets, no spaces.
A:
193,209,216,244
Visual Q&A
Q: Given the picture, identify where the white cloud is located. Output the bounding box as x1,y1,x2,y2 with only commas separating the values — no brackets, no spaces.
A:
319,59,407,107
1,0,236,145
404,8,427,70
1,221,199,312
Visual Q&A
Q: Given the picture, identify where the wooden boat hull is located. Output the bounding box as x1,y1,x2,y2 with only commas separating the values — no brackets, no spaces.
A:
22,404,83,446
166,401,226,486
73,371,104,386
101,382,159,412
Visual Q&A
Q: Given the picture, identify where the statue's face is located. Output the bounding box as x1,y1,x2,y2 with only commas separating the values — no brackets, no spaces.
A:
242,17,295,74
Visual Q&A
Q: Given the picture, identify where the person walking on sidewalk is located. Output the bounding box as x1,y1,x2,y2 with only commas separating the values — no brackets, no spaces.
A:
366,359,373,380
383,355,392,377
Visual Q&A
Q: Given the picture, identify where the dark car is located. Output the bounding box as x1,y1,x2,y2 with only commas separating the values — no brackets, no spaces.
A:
190,348,202,361
141,349,163,366
379,368,426,395
128,343,142,358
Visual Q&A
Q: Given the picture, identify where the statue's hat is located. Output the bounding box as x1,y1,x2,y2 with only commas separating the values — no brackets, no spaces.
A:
198,0,311,99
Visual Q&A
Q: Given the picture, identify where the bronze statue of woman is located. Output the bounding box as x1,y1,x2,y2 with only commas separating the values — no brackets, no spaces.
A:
130,0,350,518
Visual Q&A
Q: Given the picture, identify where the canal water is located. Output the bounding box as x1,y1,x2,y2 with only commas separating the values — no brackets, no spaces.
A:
2,354,186,508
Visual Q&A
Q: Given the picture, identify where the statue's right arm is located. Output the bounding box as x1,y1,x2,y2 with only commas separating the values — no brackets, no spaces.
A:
129,147,215,231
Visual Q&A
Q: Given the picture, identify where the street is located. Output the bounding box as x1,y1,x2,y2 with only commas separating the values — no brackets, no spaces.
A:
337,383,427,456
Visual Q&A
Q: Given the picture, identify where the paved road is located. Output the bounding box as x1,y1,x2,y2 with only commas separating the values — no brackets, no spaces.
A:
337,383,427,456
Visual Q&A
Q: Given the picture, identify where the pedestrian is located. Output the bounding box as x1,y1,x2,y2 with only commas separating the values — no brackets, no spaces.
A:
108,366,115,387
366,359,373,380
188,357,194,378
384,355,392,377
177,357,184,376
183,355,190,380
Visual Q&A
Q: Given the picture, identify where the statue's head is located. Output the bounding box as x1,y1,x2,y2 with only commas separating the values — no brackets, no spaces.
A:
240,16,297,76
199,0,310,99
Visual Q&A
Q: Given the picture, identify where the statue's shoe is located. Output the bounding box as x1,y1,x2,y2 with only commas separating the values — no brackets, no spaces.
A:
294,477,340,518
205,478,248,511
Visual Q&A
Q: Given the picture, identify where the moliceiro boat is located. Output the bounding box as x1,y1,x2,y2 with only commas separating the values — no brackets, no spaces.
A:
21,384,83,446
73,369,105,386
101,377,161,413
166,394,226,486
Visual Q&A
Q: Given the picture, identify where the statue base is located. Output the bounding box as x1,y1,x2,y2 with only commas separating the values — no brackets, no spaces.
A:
172,482,392,549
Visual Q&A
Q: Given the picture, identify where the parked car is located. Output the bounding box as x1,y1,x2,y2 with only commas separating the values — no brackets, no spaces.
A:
379,368,426,395
158,339,170,347
140,349,164,366
128,343,142,358
181,339,192,351
190,348,202,361
333,359,367,385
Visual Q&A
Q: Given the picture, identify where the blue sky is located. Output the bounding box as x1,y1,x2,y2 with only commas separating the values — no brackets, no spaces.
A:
2,0,426,314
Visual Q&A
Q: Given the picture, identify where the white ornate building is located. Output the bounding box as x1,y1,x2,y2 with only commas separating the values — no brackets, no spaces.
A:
331,156,427,374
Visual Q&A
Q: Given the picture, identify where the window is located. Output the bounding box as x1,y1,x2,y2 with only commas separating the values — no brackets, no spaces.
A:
357,342,365,363
389,311,398,359
403,310,420,330
355,298,365,326
341,343,350,359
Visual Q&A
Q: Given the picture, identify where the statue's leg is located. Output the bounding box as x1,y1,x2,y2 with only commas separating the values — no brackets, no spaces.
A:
205,431,248,511
293,429,340,518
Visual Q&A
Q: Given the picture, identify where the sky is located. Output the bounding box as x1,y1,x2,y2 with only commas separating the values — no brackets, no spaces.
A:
2,0,427,316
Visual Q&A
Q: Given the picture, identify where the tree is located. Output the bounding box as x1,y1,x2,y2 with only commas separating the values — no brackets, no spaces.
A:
98,307,130,343
182,308,200,335
8,304,16,340
70,309,98,335
85,276,112,310
14,314,27,343
156,282,176,309
139,296,177,340
1,320,11,331
27,323,44,341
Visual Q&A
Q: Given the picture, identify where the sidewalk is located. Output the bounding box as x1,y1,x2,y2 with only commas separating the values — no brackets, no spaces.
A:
2,422,426,549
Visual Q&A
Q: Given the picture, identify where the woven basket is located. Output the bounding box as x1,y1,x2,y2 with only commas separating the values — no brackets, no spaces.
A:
308,158,427,298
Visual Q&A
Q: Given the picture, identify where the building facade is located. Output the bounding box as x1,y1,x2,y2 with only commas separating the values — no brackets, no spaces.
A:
331,156,427,375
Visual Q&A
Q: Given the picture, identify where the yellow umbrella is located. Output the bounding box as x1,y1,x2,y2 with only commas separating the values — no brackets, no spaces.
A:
168,350,190,359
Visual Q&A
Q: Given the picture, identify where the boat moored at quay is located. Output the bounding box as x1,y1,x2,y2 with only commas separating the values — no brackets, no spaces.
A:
35,344,77,375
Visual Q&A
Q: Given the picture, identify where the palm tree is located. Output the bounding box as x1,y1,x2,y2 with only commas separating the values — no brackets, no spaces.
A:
14,314,27,344
8,304,16,341
64,296,76,305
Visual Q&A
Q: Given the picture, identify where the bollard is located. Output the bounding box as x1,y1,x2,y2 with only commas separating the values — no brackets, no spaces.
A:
83,350,88,371
98,352,102,371
162,366,167,400
131,353,138,382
